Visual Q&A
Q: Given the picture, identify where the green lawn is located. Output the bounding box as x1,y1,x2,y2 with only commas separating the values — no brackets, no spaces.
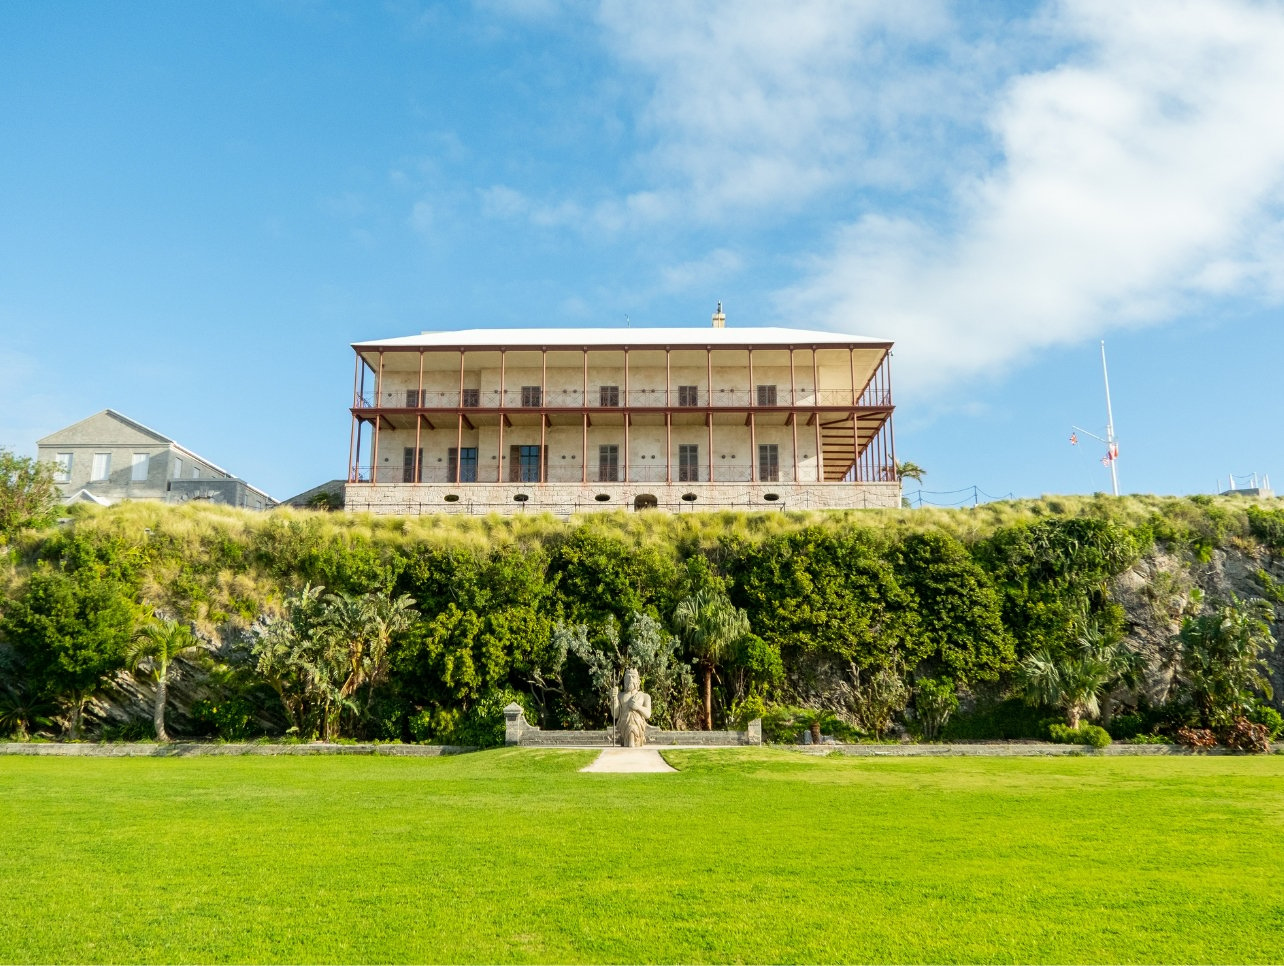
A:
1,749,1282,963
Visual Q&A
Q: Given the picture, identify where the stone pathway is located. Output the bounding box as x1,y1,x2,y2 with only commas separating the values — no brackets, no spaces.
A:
580,748,677,773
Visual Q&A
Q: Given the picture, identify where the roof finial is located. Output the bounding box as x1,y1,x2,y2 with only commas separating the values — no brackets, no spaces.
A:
712,301,725,328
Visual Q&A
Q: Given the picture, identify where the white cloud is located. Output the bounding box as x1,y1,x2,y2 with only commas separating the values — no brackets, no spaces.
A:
657,248,743,294
410,199,434,234
777,0,1284,392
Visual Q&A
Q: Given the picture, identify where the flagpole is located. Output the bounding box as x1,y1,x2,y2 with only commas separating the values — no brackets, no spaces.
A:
1101,340,1119,497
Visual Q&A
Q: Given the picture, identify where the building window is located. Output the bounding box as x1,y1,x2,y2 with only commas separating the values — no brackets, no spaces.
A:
403,447,422,483
448,447,477,483
598,445,619,482
521,386,542,407
404,389,420,407
131,453,149,482
53,453,72,484
599,385,620,407
678,385,699,407
192,465,200,479
510,445,542,482
756,385,778,406
461,388,480,407
678,444,700,482
173,457,183,478
759,444,780,482
90,453,111,482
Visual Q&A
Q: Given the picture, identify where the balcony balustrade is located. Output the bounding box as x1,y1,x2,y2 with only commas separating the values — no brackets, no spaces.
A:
350,462,822,486
354,386,891,410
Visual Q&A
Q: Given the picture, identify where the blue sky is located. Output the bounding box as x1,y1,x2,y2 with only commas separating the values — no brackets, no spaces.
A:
3,0,1283,503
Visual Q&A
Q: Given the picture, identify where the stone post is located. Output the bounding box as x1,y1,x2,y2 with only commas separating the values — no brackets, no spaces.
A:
746,718,762,745
503,703,531,746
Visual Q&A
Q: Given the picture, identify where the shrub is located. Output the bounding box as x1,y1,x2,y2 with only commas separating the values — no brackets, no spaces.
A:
943,698,1058,741
1048,722,1111,748
190,696,262,741
913,677,958,741
1247,703,1284,740
1125,734,1172,744
1221,716,1272,754
1175,726,1218,750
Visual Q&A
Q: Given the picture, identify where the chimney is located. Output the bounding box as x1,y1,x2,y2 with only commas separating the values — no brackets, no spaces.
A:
711,301,725,328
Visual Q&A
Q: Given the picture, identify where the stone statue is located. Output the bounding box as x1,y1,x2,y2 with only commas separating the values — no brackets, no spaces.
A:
611,668,652,747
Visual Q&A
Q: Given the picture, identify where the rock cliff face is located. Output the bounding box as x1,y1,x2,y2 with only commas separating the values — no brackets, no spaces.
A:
1111,546,1284,711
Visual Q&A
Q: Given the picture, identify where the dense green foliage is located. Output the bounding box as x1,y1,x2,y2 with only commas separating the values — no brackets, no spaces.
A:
2,752,1284,963
0,448,59,540
0,494,1280,744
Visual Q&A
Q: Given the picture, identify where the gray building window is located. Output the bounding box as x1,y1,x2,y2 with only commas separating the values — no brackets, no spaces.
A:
759,444,780,482
678,385,699,407
598,445,619,482
678,444,700,482
599,385,620,407
131,453,149,482
756,385,778,406
462,388,480,407
53,453,72,483
91,453,111,482
520,386,542,407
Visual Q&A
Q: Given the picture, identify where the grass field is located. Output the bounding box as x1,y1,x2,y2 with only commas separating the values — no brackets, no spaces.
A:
1,749,1282,963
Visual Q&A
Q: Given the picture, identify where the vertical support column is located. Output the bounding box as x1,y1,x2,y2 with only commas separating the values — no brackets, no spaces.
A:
458,349,466,406
815,413,824,483
747,348,754,409
789,348,798,483
414,414,423,484
540,348,548,484
749,411,757,483
455,413,463,484
414,350,425,484
849,346,859,482
581,412,588,484
886,349,896,482
348,351,360,482
623,348,630,482
707,414,714,484
665,413,672,483
497,349,506,483
372,351,384,485
665,348,671,406
706,347,714,483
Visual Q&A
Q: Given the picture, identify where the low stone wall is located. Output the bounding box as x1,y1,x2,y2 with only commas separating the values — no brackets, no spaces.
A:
649,720,762,746
346,481,901,518
509,730,615,747
503,703,761,746
0,742,473,757
803,742,1284,757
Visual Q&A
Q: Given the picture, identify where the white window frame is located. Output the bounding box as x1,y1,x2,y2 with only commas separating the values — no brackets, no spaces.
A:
53,453,73,484
90,452,111,482
173,456,184,478
131,453,150,482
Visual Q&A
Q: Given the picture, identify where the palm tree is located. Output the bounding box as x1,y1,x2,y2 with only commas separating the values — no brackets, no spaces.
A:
673,589,750,730
0,682,56,740
896,461,926,484
1172,594,1275,728
127,617,204,741
1017,621,1139,729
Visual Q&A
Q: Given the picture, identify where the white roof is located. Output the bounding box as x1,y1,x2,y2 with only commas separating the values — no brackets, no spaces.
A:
353,325,890,350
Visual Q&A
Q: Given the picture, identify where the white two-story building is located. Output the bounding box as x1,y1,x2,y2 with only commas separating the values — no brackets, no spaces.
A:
345,311,898,515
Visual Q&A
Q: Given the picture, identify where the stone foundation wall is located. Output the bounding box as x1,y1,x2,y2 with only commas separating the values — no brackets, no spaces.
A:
347,482,900,517
503,704,762,746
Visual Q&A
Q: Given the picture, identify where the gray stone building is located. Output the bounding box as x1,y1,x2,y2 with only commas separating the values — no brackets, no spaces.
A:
37,410,273,510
